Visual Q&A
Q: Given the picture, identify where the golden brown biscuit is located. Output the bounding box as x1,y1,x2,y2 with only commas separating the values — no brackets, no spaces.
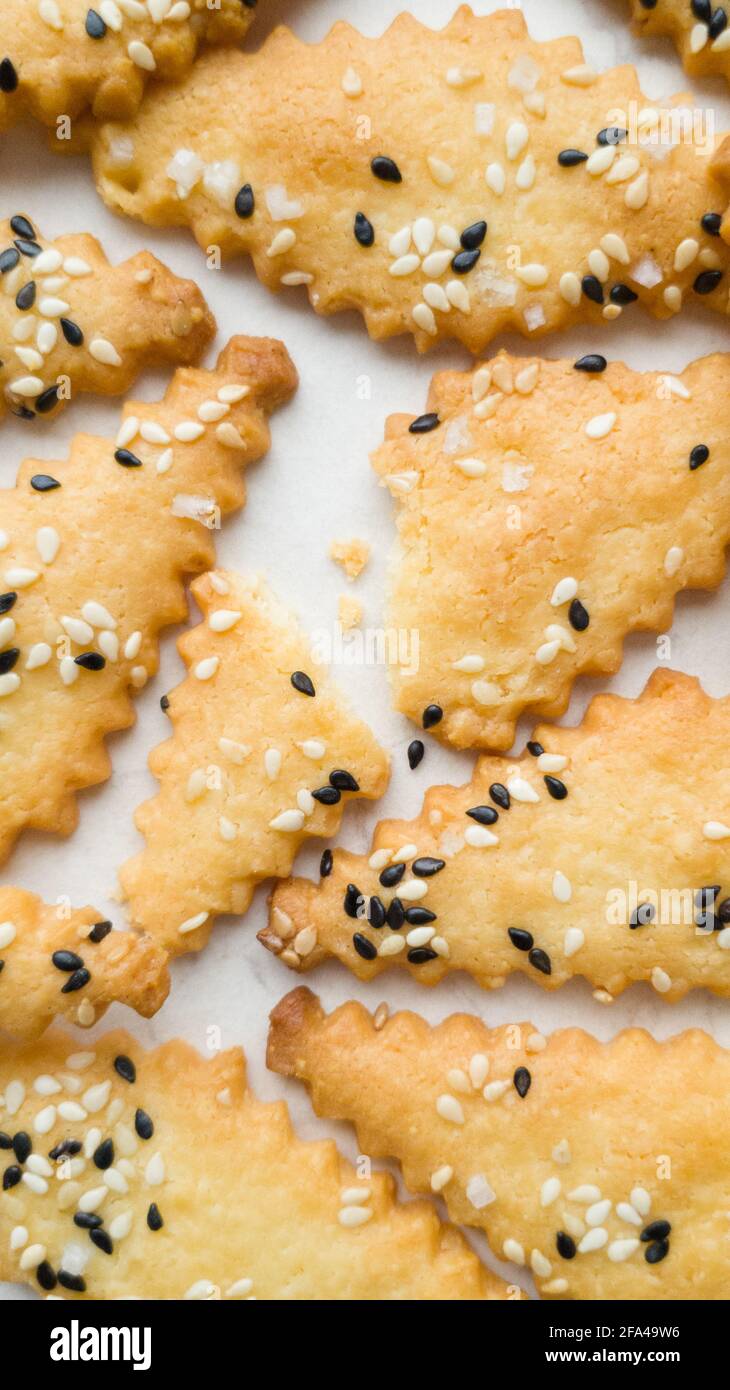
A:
90,6,730,353
0,0,257,131
626,0,730,84
119,569,390,956
0,887,168,1040
369,349,730,749
0,213,214,423
269,987,730,1300
0,1027,511,1300
262,672,730,1004
0,337,297,866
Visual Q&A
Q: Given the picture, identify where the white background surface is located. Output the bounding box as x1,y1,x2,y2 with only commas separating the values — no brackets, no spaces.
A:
1,0,729,1299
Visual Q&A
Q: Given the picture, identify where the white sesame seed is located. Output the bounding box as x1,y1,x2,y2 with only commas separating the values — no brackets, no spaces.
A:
569,1185,601,1203
503,1238,525,1264
389,254,420,278
194,657,219,681
531,1249,552,1277
140,420,171,444
33,1105,56,1134
541,1178,561,1207
608,1238,640,1263
674,238,699,272
61,616,94,645
341,66,362,97
128,39,156,71
507,776,539,803
0,672,21,696
483,1080,510,1102
0,921,16,950
10,1226,28,1251
536,639,560,665
564,927,585,958
269,809,305,832
664,546,684,577
267,229,297,258
436,1094,464,1125
625,172,649,210
108,1211,133,1240
104,1167,129,1195
561,64,597,86
378,936,405,957
552,870,572,903
20,1243,47,1271
515,362,539,394
145,1154,165,1186
538,752,567,773
453,654,485,673
505,121,528,160
516,263,548,287
21,1172,48,1195
58,1101,86,1122
209,609,241,634
651,966,671,994
465,825,498,848
704,821,730,840
586,1199,612,1226
430,1165,453,1192
89,337,122,367
578,1227,608,1253
423,282,450,312
559,272,581,305
630,1187,651,1216
427,156,455,186
616,1202,642,1226
83,1082,111,1113
178,911,209,935
691,22,709,52
9,376,44,397
406,926,435,948
585,412,616,440
184,1280,217,1300
485,161,506,195
600,232,630,264
413,303,437,336
338,1205,372,1228
455,456,486,478
445,279,470,312
413,218,436,256
398,880,428,902
218,817,237,842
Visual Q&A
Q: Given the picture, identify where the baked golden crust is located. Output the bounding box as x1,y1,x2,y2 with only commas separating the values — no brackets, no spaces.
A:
370,350,730,749
0,887,168,1039
269,987,730,1300
0,1027,511,1300
119,569,390,955
627,0,730,84
0,213,214,423
0,0,256,131
0,337,297,865
90,6,730,353
262,672,730,1003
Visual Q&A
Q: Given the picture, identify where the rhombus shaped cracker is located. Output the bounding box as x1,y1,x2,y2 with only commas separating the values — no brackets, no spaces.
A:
0,212,214,424
0,337,297,865
0,0,257,132
262,671,730,1003
624,0,730,86
0,1028,511,1301
0,887,168,1040
90,6,730,353
270,987,730,1300
371,349,730,750
119,569,390,955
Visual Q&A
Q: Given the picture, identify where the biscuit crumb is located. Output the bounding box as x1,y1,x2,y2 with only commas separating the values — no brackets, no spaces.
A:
338,595,363,630
329,538,370,580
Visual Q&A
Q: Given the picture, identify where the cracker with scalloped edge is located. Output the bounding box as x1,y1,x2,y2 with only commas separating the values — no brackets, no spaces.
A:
0,0,257,132
269,986,730,1300
368,349,730,750
119,569,389,956
0,1027,511,1301
89,5,730,354
626,0,730,85
0,887,168,1040
262,671,730,1003
0,336,297,866
0,212,214,424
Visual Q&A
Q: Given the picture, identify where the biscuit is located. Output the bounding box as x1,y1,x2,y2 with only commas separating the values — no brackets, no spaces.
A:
269,987,730,1300
119,569,390,956
0,0,256,132
0,212,214,424
0,337,297,865
626,0,730,85
90,6,730,353
262,671,730,1003
0,887,168,1040
0,1027,511,1301
369,349,730,749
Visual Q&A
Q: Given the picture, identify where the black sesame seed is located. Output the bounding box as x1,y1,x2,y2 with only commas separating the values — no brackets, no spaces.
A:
409,413,440,434
60,966,91,993
60,318,84,347
557,149,588,167
14,239,42,258
35,386,61,415
694,269,723,294
407,947,438,964
291,670,315,697
692,0,712,20
58,1271,87,1293
544,776,568,800
412,857,445,877
0,593,17,614
88,919,112,943
610,283,638,305
0,648,19,675
114,1054,136,1084
718,898,730,924
85,9,107,39
15,281,36,311
508,927,534,952
527,741,544,757
160,694,170,712
528,947,552,975
0,248,19,274
371,155,402,183
0,1133,11,1149
49,1139,81,1161
354,212,374,247
36,1261,57,1291
645,1239,669,1264
556,1231,577,1259
451,248,481,274
135,1108,154,1141
93,1139,114,1170
404,907,437,925
513,1066,531,1098
90,1228,113,1255
641,1219,671,1242
312,786,341,805
489,783,510,810
114,448,143,468
574,353,607,373
641,0,659,7
10,216,34,240
709,8,728,39
12,1131,31,1164
0,60,19,94
407,739,425,769
367,895,386,929
147,1202,164,1231
344,884,362,918
234,184,254,218
581,274,604,305
319,849,333,878
329,769,359,792
380,863,405,888
568,599,590,632
74,652,105,671
11,405,35,421
689,444,709,471
422,703,443,729
701,212,722,237
51,949,84,972
74,1211,104,1230
353,931,377,961
630,902,656,928
466,805,499,825
460,220,487,250
30,472,61,492
3,1165,21,1189
386,897,405,930
597,127,627,145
